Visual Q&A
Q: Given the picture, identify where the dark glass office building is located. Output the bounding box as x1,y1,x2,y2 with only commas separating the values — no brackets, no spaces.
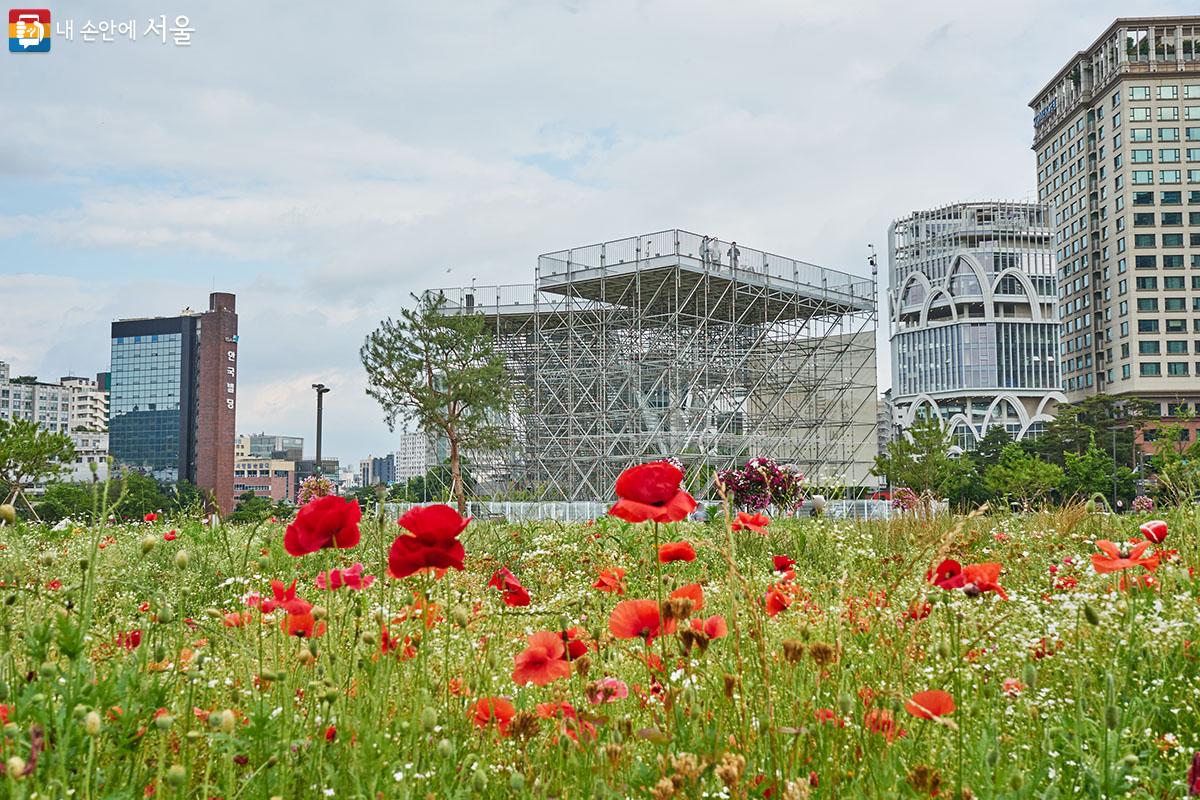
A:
109,293,239,514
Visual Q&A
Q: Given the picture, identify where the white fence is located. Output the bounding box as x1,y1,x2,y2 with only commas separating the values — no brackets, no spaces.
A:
383,499,898,523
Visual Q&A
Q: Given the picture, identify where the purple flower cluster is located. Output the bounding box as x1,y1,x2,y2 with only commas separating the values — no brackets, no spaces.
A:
1132,494,1154,513
891,487,919,511
298,475,334,505
716,457,804,511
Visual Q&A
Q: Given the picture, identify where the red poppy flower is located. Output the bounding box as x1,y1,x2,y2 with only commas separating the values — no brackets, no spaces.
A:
163,530,177,542
670,583,704,612
927,558,966,590
560,627,589,660
143,512,158,523
118,629,142,650
863,708,907,742
1092,540,1159,574
1187,751,1200,796
1140,519,1168,544
814,708,845,727
608,599,676,642
904,689,955,720
689,614,727,639
488,567,531,607
609,462,697,524
658,541,696,563
223,611,253,627
961,562,1009,601
593,567,627,595
732,511,770,534
773,555,796,572
471,697,515,735
284,495,362,557
324,725,336,742
258,580,311,616
512,631,572,686
282,611,325,638
764,584,792,617
388,504,469,580
315,562,375,591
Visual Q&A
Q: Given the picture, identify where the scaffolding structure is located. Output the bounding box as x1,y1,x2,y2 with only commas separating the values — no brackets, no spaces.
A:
433,229,878,501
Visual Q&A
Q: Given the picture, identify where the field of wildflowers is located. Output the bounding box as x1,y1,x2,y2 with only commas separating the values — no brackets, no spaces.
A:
0,461,1198,799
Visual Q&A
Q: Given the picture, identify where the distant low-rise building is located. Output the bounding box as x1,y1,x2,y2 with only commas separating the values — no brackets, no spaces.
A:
234,457,295,504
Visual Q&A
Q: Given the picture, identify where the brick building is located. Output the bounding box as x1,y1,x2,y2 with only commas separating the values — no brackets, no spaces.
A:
109,292,239,514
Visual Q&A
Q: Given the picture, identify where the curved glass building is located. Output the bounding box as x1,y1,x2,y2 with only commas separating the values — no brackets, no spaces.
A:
888,202,1066,450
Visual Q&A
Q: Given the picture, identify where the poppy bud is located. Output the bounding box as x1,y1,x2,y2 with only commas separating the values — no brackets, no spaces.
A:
174,551,189,570
296,644,315,665
5,756,26,780
84,710,102,736
4,595,14,606
486,651,500,669
838,693,854,715
1105,673,1115,697
39,662,57,679
165,764,187,787
157,606,175,624
1084,603,1100,626
1121,754,1139,767
220,710,236,733
311,605,328,621
267,756,279,767
0,505,17,525
937,643,951,659
0,681,7,701
1105,705,1119,730
323,689,338,704
509,772,525,791
360,631,376,646
421,707,438,731
78,558,89,573
155,714,174,730
1010,774,1023,791
154,645,166,662
451,604,470,628
3,723,18,738
257,555,270,571
205,608,223,619
72,704,88,718
437,738,454,758
141,535,157,555
472,767,488,791
1022,663,1038,690
987,748,999,767
38,552,54,567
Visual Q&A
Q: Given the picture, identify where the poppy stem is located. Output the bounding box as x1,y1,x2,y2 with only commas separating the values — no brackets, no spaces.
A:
652,520,667,666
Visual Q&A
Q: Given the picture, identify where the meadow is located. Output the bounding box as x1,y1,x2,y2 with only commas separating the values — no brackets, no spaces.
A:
0,471,1198,798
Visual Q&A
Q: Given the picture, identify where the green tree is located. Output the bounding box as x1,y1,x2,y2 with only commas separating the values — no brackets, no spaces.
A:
36,482,97,524
872,418,959,499
982,443,1063,508
1027,394,1154,468
0,418,75,517
361,293,512,515
230,490,274,524
972,426,1013,472
115,471,170,520
1061,436,1135,505
1146,420,1200,506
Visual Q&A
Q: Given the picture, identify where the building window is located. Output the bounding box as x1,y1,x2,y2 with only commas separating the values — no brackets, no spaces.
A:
1164,211,1184,224
1164,191,1183,204
1135,234,1156,247
1164,233,1185,246
1141,362,1162,376
1133,128,1153,142
1166,298,1186,311
1160,107,1180,121
1139,319,1159,333
1133,170,1154,184
1137,298,1159,311
1139,340,1161,354
1131,86,1150,100
1167,339,1189,353
1160,85,1179,100
1162,170,1183,183
1162,128,1181,142
1131,107,1152,121
1134,191,1155,205
1165,275,1186,289
1169,362,1189,376
1136,276,1158,290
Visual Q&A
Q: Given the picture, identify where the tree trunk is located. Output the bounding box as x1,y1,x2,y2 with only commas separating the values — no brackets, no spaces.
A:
449,436,467,516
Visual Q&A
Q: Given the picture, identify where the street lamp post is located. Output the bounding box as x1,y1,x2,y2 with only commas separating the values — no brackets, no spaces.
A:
313,383,331,475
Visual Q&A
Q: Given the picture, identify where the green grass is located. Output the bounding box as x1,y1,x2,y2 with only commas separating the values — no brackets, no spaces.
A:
0,504,1196,798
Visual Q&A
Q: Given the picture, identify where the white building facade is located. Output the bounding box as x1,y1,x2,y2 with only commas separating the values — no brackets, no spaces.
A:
888,202,1066,450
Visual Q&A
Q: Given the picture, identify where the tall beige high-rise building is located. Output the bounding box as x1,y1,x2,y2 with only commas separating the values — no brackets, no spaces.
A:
1031,18,1200,440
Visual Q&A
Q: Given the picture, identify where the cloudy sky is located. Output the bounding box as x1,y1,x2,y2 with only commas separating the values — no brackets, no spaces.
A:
2,1,1188,464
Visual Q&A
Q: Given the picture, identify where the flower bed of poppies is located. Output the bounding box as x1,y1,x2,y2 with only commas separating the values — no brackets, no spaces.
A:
0,465,1198,798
